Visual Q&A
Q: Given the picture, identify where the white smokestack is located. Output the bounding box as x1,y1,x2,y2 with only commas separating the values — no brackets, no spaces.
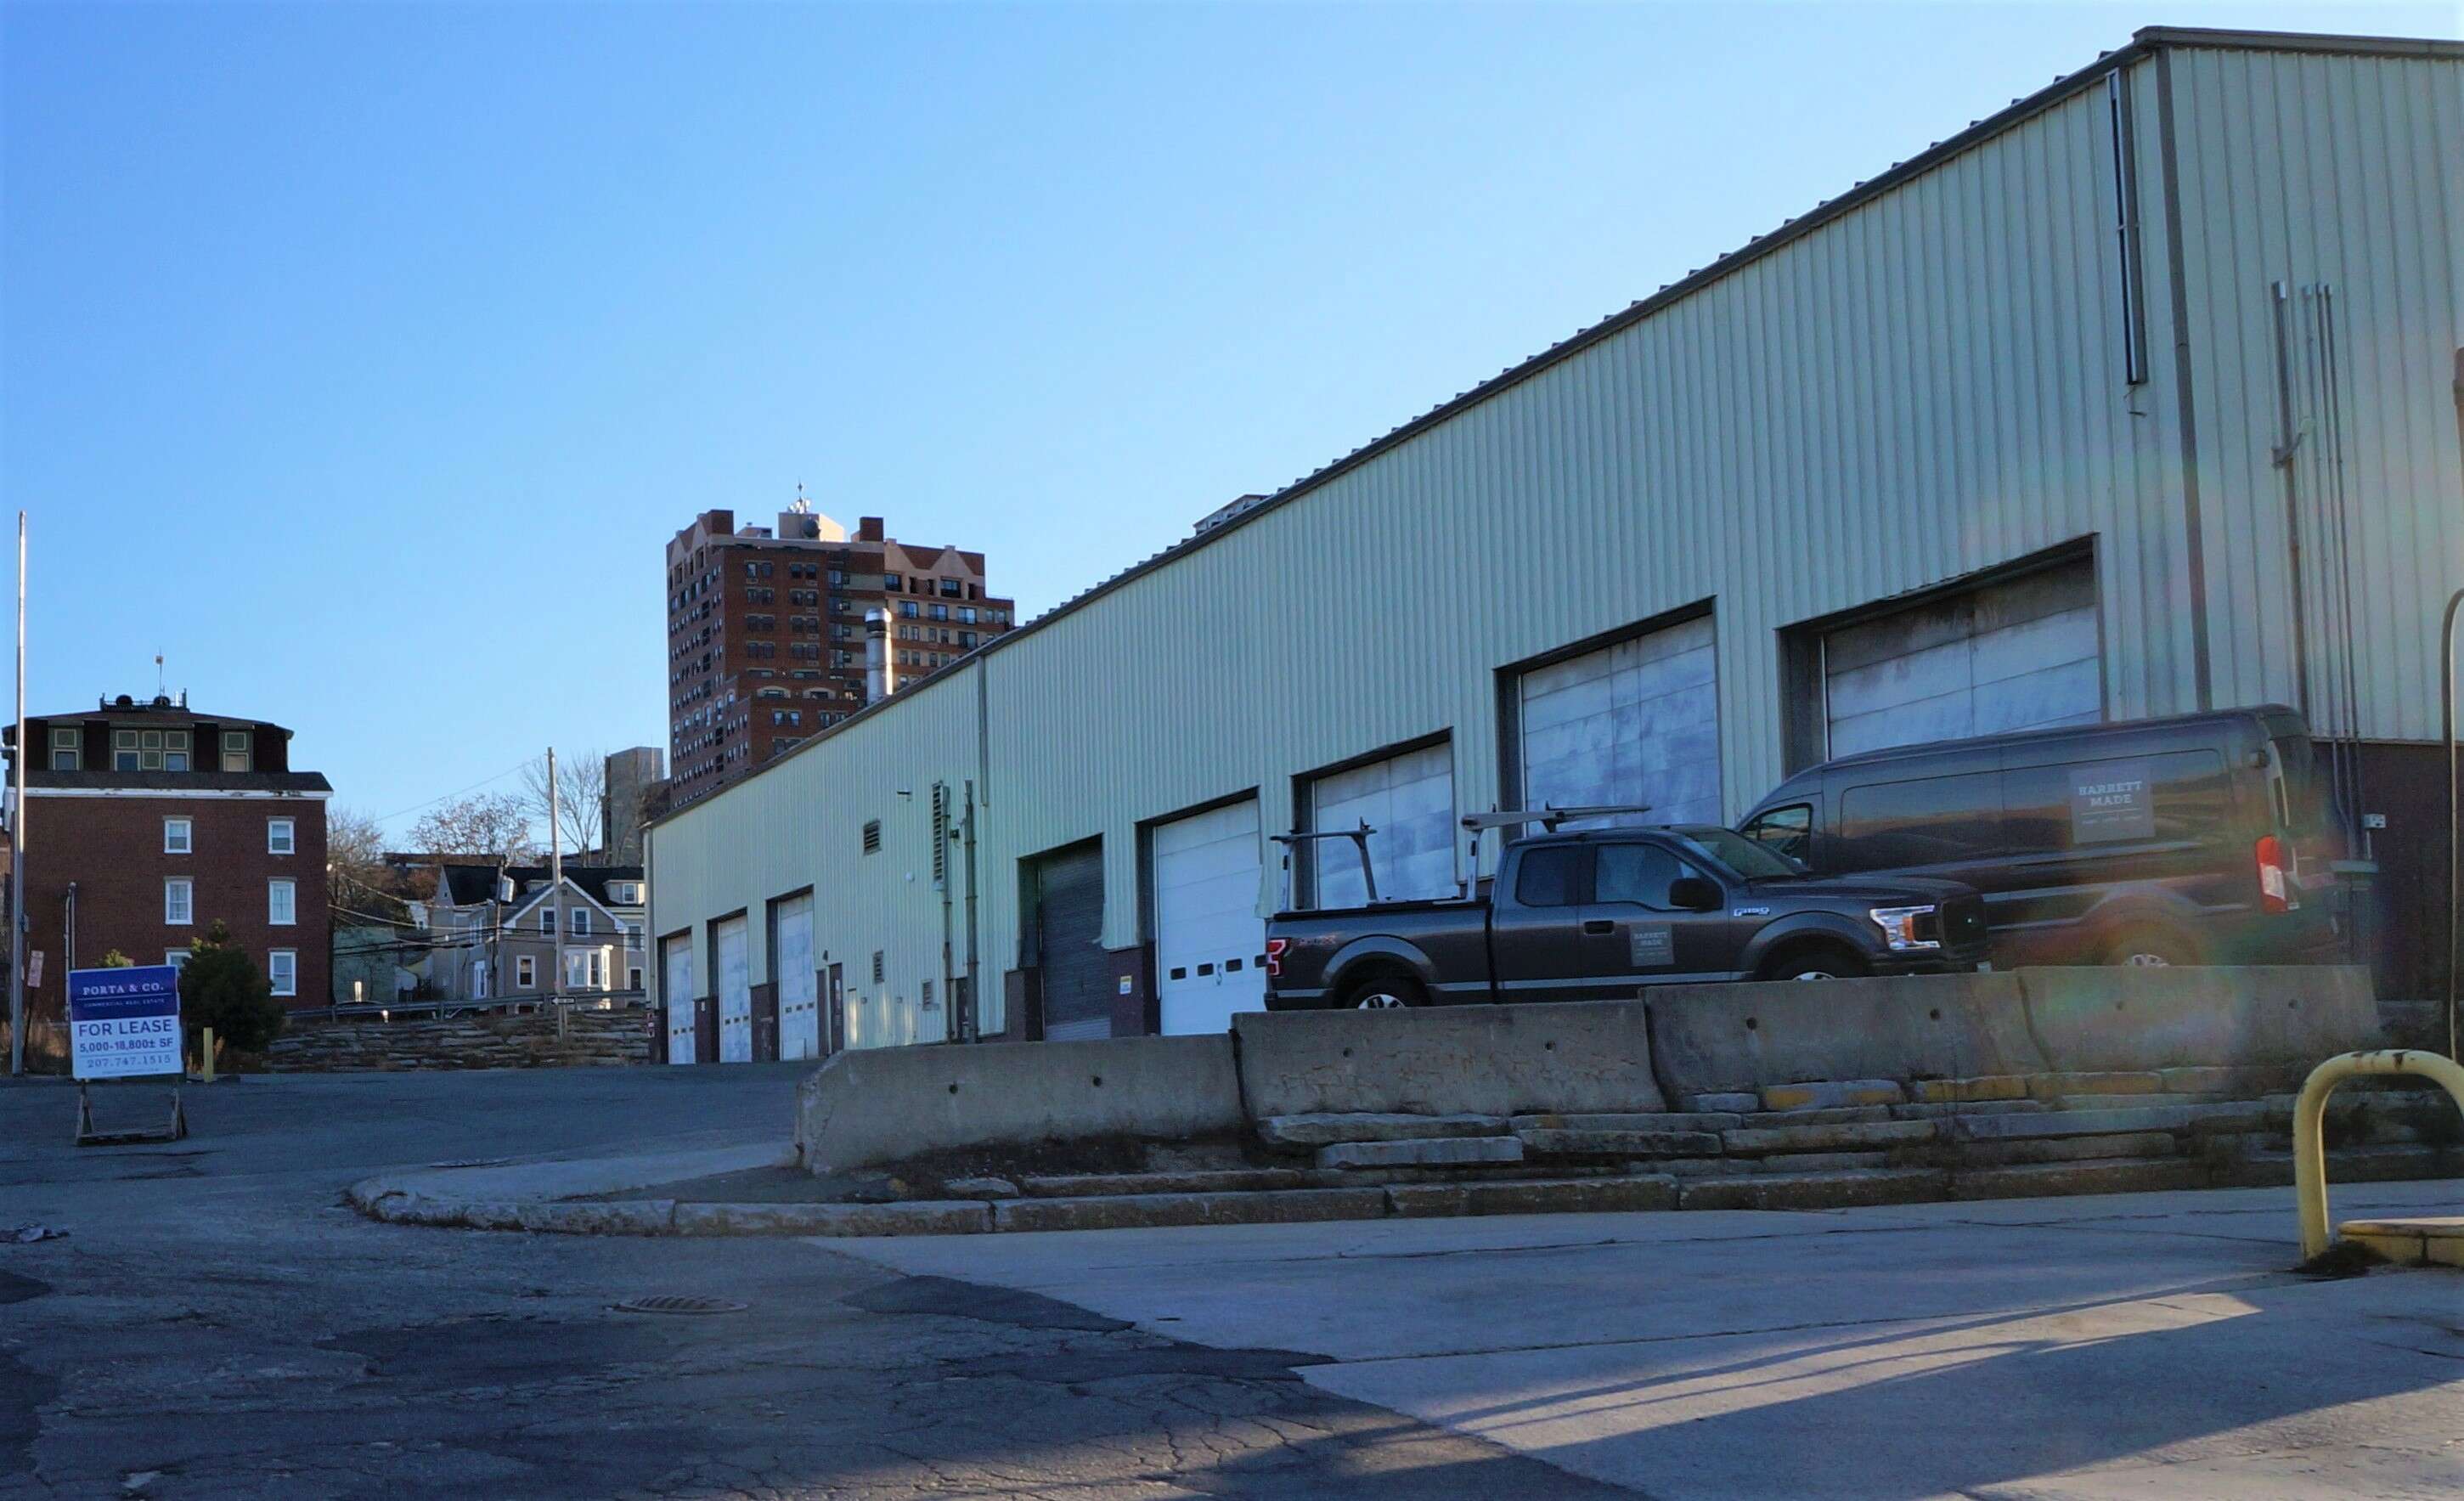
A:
865,607,895,704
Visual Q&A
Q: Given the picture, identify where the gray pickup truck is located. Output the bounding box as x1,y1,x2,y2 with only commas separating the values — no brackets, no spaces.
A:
1264,821,1988,1010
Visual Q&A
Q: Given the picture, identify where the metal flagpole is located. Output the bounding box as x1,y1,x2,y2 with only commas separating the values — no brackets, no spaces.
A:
549,748,565,1038
8,512,22,1075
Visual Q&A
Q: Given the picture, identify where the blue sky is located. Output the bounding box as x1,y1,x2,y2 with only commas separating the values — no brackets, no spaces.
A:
4,1,2455,841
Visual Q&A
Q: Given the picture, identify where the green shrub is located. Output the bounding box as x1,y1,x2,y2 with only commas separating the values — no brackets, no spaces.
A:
177,922,287,1052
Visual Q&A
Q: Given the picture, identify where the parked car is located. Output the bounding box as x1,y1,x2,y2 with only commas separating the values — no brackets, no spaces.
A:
1734,704,2344,969
1263,821,1988,1010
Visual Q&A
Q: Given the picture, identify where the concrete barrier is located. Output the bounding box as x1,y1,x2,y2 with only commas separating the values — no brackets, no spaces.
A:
1644,973,2045,1098
2015,965,2379,1073
798,1035,1243,1176
1232,1001,1666,1119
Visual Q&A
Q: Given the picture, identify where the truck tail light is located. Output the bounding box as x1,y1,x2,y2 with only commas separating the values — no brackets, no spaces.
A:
1265,938,1287,979
2256,835,2297,914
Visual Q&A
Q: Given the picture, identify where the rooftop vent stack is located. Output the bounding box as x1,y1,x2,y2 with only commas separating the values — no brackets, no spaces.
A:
865,608,895,704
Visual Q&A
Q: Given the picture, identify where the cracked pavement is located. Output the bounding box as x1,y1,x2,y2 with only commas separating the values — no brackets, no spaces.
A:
0,1068,1617,1498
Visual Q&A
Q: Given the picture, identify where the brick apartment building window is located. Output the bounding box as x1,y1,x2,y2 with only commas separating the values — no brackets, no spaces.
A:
165,948,190,969
269,950,296,998
165,877,193,926
959,607,977,624
882,574,901,590
939,578,961,598
268,878,296,926
828,569,845,585
48,727,79,770
220,731,251,772
163,816,192,855
899,602,918,618
516,954,536,990
267,816,294,855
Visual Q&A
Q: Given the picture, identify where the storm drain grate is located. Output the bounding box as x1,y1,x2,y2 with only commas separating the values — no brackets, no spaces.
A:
612,1295,747,1316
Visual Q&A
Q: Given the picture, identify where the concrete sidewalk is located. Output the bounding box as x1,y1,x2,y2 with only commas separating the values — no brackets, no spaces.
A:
829,1179,2464,1499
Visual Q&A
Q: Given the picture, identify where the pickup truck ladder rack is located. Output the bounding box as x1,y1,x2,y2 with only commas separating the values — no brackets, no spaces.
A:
1460,804,1655,834
1271,823,1379,910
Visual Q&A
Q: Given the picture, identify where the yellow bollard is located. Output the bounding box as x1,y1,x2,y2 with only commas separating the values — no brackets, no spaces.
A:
2292,1049,2464,1260
200,1026,216,1084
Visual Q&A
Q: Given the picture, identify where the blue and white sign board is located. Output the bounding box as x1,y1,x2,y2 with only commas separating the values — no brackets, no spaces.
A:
68,965,184,1081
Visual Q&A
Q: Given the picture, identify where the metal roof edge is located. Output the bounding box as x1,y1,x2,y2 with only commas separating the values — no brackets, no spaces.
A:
2131,25,2464,61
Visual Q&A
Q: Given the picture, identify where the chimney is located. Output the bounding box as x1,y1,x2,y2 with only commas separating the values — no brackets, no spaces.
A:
865,607,896,704
856,516,886,543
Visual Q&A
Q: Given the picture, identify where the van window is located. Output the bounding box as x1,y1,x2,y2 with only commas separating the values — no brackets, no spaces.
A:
1515,846,1585,907
2268,730,2331,833
1739,804,1811,863
1837,771,1999,868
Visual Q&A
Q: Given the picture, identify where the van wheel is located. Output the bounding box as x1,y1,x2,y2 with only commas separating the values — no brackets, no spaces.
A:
1761,944,1869,982
2103,923,2201,968
1343,973,1428,1010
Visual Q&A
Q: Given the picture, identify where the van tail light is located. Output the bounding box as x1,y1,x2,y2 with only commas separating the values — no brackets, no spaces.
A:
2256,835,2297,914
1265,938,1288,979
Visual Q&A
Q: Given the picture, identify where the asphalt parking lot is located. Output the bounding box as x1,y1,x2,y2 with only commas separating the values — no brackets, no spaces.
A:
4,1064,2458,1499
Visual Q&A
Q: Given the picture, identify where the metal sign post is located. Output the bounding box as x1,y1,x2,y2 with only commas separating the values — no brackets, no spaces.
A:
67,963,187,1145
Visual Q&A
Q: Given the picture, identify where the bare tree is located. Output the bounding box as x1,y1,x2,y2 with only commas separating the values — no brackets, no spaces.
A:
326,806,407,921
407,791,539,863
522,749,610,861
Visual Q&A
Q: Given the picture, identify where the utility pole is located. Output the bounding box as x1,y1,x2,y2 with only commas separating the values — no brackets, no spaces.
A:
548,748,566,1039
8,512,23,1076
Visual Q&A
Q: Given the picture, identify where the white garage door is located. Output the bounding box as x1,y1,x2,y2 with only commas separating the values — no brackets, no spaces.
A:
1824,560,2101,759
714,914,752,1064
1155,799,1265,1036
1309,742,1457,907
1519,614,1721,827
662,935,696,1066
774,894,819,1062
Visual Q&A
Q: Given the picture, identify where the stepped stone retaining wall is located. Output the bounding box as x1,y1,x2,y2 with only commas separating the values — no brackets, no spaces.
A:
261,1008,651,1071
798,967,2398,1182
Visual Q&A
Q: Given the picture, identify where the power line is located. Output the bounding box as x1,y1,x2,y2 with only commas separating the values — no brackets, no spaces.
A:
368,758,535,825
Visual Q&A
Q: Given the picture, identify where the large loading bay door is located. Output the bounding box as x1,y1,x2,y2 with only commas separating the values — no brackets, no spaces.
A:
1308,742,1458,907
1155,799,1265,1036
1822,557,2101,759
1518,614,1722,826
1033,840,1111,1042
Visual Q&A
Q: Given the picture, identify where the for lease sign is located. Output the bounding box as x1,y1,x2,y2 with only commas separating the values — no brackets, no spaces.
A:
68,965,183,1081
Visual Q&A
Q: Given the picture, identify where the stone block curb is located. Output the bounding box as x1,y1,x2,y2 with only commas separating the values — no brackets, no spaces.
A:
994,1188,1391,1233
1257,1112,1508,1148
1518,1128,1724,1160
1316,1136,1525,1171
1387,1176,1679,1218
677,1200,992,1237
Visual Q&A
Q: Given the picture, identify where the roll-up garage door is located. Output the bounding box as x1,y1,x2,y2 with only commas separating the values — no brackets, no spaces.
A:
1823,558,2100,759
1033,841,1110,1041
1309,742,1456,906
1518,614,1721,827
714,915,752,1064
1155,799,1265,1035
663,934,696,1065
774,894,818,1061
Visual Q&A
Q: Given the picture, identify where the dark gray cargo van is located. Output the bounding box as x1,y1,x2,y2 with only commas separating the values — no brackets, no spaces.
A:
1735,705,2343,968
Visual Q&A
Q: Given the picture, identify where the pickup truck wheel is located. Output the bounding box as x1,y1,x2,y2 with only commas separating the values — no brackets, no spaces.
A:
1761,944,1869,982
1344,973,1427,1010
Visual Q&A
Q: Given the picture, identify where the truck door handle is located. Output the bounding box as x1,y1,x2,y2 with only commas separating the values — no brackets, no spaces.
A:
1581,919,1615,935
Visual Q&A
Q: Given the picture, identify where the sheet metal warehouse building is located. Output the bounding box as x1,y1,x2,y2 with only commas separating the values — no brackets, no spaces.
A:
649,27,2463,1064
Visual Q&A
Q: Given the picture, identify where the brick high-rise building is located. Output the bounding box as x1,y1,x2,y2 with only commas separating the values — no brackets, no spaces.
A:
1,692,332,1072
664,501,1017,807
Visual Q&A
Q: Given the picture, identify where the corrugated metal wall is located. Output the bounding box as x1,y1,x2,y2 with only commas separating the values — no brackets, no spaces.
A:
649,37,2463,1052
2168,45,2464,742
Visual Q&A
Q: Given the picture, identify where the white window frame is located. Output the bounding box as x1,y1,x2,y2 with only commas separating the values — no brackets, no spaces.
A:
267,817,295,855
164,877,194,926
163,816,192,855
268,877,296,926
539,908,556,934
48,726,79,771
516,954,536,990
268,949,297,998
164,949,190,969
572,909,592,937
220,730,251,772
